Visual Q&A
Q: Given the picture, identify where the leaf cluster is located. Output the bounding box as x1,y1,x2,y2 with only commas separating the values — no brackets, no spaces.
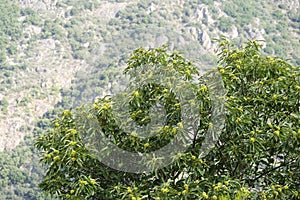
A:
36,40,300,199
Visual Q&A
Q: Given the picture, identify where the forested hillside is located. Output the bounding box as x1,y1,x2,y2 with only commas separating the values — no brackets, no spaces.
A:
0,0,299,199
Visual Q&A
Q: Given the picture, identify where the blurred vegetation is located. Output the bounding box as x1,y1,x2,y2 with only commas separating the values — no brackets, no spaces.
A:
0,0,22,60
0,133,48,199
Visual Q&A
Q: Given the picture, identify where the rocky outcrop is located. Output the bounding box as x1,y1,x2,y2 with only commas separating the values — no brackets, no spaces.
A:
194,5,214,25
18,0,58,10
198,29,211,49
95,2,130,20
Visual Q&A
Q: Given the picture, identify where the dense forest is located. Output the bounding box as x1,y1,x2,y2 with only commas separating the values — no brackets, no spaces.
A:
0,0,299,199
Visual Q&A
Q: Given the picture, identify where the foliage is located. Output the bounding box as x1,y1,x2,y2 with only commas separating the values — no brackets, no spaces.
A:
21,7,42,26
0,133,50,200
36,40,300,199
0,0,22,62
222,0,259,26
41,19,65,40
0,0,299,199
0,98,9,113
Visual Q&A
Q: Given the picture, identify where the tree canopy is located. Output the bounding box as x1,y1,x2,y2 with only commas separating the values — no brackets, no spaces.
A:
35,39,300,200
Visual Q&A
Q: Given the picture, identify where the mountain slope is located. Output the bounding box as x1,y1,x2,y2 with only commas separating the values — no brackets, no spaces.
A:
1,0,299,150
